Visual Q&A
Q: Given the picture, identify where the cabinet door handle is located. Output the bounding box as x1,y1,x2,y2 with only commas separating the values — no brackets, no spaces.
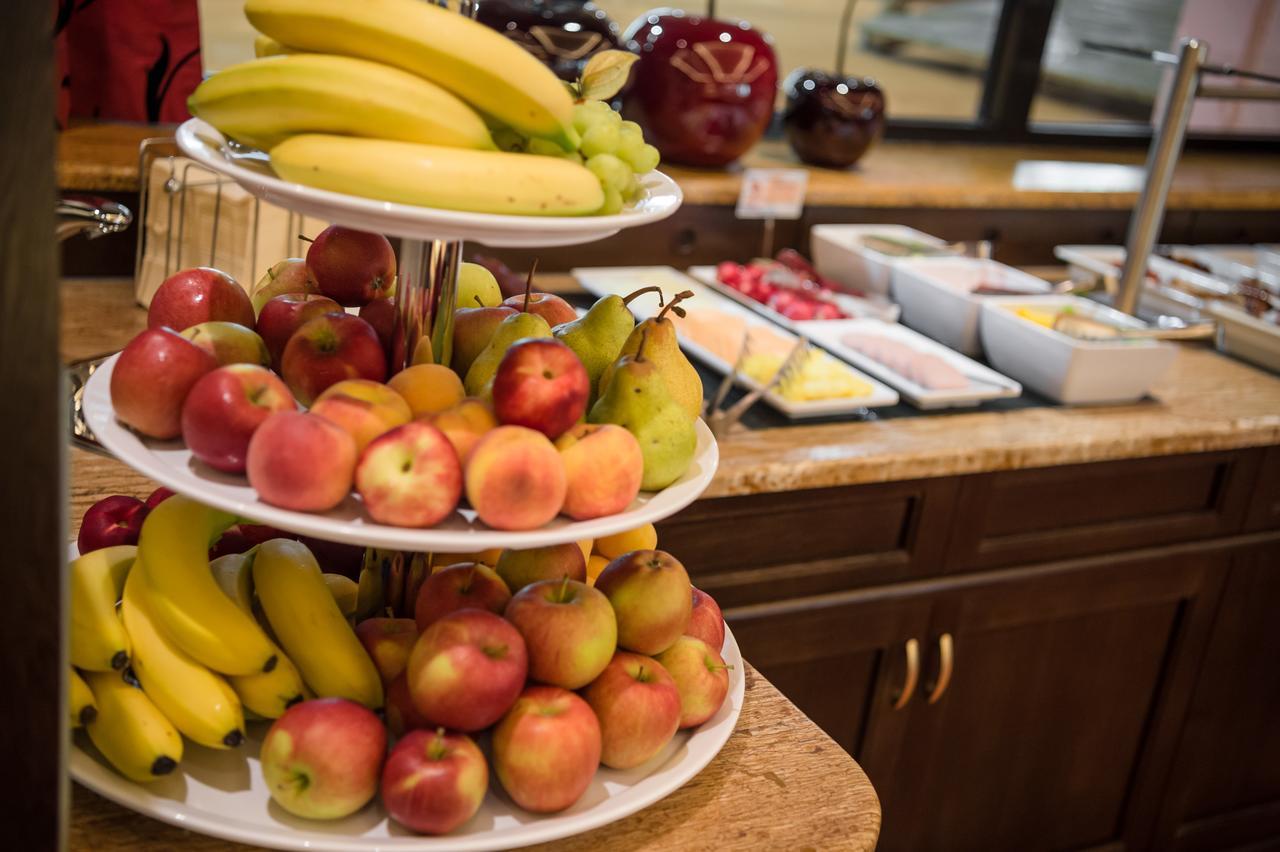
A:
891,638,920,710
926,633,954,705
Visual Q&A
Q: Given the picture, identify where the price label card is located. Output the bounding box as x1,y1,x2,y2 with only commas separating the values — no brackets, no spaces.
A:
735,168,809,220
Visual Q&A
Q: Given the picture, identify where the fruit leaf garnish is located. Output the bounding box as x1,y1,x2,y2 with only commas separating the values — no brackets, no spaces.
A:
569,50,639,103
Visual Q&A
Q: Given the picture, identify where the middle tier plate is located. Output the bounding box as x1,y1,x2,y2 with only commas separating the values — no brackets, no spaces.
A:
83,354,718,551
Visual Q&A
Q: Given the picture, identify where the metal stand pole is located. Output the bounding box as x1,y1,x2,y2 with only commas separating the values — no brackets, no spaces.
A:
1116,37,1206,316
394,238,462,371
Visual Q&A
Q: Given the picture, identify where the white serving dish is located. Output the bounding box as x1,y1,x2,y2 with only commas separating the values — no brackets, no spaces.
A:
795,318,1021,409
175,119,682,247
1208,301,1280,373
1053,244,1242,322
979,295,1178,404
684,265,899,324
81,354,717,552
890,257,1052,356
572,266,899,418
810,224,954,296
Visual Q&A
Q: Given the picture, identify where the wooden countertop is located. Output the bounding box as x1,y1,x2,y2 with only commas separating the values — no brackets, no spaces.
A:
58,121,1280,211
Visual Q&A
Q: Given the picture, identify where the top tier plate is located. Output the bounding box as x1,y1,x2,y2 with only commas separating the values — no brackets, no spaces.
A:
175,119,683,247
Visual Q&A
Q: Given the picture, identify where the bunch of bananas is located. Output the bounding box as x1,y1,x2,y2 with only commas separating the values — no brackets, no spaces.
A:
185,0,660,216
70,494,381,783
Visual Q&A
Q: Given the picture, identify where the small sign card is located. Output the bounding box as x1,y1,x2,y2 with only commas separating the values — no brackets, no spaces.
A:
735,168,809,220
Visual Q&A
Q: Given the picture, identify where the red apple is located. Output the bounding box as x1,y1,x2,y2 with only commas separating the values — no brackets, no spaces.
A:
255,293,342,370
250,258,319,315
406,608,528,732
492,685,601,813
503,578,616,689
491,338,588,439
110,327,218,439
687,587,725,651
655,635,731,728
281,312,387,405
354,421,461,527
147,267,255,332
385,672,433,736
413,563,512,631
246,411,357,512
595,550,692,656
77,495,147,554
358,297,397,359
180,363,296,473
354,617,417,683
144,487,175,509
501,291,577,326
259,697,386,820
180,321,270,367
306,225,396,307
381,728,488,835
583,651,681,769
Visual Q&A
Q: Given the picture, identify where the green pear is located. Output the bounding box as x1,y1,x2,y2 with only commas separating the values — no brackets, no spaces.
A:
599,290,702,420
553,285,661,407
463,310,551,398
588,331,697,491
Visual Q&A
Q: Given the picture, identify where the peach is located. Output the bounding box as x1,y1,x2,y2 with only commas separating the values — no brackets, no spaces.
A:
388,364,465,419
311,379,412,454
355,421,462,528
428,397,496,465
464,426,566,531
555,423,644,520
495,544,586,593
577,540,593,564
246,411,357,512
594,523,658,560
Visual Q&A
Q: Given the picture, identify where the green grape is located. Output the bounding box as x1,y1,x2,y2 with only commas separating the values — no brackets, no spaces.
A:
580,122,620,159
583,99,614,116
492,127,526,152
599,186,624,215
527,137,565,158
623,143,661,174
620,120,643,138
586,153,631,194
616,131,645,167
623,170,643,201
572,104,594,135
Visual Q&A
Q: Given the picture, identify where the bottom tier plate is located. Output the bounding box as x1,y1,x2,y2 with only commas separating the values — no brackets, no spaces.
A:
71,625,744,852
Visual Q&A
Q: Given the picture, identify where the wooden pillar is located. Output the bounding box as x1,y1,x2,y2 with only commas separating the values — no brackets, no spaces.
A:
0,3,67,848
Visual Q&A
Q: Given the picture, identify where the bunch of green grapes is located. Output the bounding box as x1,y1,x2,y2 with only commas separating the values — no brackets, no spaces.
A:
497,100,661,215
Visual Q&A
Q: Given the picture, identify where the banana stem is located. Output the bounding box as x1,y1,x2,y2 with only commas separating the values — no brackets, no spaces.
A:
522,258,539,313
656,289,694,322
623,284,664,308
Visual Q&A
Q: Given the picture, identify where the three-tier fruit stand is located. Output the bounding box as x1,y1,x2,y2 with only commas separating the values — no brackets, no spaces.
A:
70,117,744,851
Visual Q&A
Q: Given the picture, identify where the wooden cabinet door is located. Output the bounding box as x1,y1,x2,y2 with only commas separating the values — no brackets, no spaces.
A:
726,591,932,759
1155,540,1280,851
872,551,1222,852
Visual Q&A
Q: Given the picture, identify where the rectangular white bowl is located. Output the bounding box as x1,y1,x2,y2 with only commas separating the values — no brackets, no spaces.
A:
810,224,953,297
1208,301,1280,373
571,265,899,418
795,317,1021,409
979,295,1178,404
890,257,1052,356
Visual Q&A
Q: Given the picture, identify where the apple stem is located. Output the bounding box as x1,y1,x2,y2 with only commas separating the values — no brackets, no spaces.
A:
297,233,314,244
623,285,664,308
656,290,693,322
707,0,716,19
836,0,858,78
522,258,539,313
429,727,448,760
473,294,484,307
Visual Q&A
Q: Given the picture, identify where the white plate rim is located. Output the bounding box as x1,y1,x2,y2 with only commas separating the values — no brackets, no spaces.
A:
82,353,718,552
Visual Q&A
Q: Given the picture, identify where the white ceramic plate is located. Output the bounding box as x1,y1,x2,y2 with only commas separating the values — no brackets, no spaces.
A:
70,604,745,851
175,119,683,247
573,266,899,418
684,265,900,324
82,354,718,552
795,318,1022,409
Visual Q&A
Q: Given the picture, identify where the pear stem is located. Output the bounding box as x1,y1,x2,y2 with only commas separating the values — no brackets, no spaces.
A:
623,285,664,308
473,295,484,307
522,258,539,313
657,290,694,322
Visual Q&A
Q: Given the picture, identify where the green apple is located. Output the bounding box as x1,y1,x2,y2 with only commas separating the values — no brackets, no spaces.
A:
457,262,502,309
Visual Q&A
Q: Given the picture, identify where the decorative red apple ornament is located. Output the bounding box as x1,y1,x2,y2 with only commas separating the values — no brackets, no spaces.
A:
476,0,621,83
623,5,777,167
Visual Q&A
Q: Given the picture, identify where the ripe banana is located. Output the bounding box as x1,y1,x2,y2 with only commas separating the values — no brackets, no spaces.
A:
210,551,256,615
70,545,137,672
83,669,183,783
253,34,293,58
69,667,97,728
323,573,359,618
188,54,494,152
253,539,383,709
121,569,246,749
270,135,604,216
137,496,277,676
245,0,575,147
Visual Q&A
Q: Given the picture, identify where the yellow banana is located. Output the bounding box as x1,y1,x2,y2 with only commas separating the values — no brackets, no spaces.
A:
69,667,97,728
210,551,256,615
254,539,383,709
137,496,276,676
323,573,359,618
271,134,604,216
188,54,494,151
121,569,245,749
70,545,137,672
253,34,293,57
245,0,575,147
84,669,183,783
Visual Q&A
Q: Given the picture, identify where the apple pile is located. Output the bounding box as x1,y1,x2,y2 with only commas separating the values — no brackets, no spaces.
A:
260,525,732,834
108,226,699,532
716,249,860,321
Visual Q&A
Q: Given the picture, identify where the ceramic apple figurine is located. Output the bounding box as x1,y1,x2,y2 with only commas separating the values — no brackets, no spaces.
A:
623,7,777,167
476,0,621,82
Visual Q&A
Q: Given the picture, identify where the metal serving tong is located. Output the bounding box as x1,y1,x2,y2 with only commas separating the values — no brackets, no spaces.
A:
705,335,809,438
